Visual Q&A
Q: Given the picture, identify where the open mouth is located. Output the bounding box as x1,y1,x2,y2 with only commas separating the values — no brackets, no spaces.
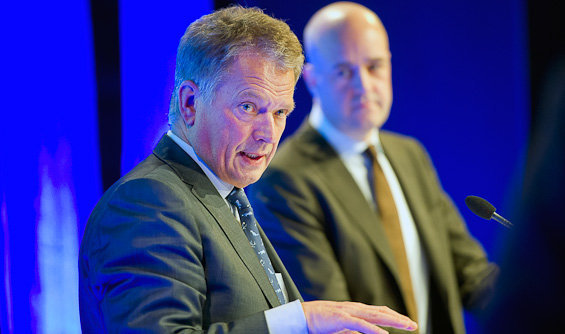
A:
240,152,263,161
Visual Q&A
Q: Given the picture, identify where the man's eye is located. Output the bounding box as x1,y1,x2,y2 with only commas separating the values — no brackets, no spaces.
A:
336,68,352,79
241,103,255,113
275,109,289,118
368,62,383,73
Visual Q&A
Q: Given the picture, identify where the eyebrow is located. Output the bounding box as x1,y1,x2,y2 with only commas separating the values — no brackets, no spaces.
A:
333,58,385,69
332,62,351,70
238,90,295,111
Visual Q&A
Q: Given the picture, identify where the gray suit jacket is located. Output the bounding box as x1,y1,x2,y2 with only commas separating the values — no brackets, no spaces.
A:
248,122,498,334
79,134,302,333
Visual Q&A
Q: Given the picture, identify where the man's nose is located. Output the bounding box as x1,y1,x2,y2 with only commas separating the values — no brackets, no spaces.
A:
253,112,278,144
352,67,372,93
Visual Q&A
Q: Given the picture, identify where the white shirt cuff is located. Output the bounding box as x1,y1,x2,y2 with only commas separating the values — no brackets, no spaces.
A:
264,299,307,334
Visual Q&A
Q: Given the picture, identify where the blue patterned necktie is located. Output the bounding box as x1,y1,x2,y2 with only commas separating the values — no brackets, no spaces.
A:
226,187,286,305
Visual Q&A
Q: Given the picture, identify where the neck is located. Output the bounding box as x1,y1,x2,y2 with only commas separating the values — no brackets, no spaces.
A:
170,122,192,147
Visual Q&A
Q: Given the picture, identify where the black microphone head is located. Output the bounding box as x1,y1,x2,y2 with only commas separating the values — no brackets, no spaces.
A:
465,195,496,220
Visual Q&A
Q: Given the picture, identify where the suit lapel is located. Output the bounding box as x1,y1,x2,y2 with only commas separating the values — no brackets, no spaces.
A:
193,186,283,308
153,135,282,308
295,125,400,280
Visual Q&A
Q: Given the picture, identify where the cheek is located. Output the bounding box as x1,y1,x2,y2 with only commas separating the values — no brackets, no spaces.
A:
275,119,286,137
321,86,348,108
318,78,342,96
329,82,347,96
223,122,254,156
203,122,234,159
378,78,392,94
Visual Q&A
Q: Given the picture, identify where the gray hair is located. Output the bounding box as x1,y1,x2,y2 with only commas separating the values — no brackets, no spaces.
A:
168,5,304,125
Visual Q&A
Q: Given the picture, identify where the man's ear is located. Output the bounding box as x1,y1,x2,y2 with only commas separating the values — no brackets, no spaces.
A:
302,63,318,96
178,80,199,128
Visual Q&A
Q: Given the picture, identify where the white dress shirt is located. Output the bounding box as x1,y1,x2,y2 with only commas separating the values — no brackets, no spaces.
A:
309,107,431,333
166,130,308,334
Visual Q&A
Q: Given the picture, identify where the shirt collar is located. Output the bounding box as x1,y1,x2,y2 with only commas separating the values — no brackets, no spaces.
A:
166,130,234,198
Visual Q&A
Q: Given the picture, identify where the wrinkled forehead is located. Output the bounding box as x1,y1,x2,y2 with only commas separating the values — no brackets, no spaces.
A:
218,52,296,99
223,50,288,80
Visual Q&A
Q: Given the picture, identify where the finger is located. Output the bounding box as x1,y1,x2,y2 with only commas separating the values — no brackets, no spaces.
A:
337,316,390,334
339,303,418,331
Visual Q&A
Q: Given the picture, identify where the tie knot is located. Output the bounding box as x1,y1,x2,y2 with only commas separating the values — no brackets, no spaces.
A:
226,187,251,210
365,144,378,160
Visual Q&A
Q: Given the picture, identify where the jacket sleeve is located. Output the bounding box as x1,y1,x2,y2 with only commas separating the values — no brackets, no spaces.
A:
407,138,500,311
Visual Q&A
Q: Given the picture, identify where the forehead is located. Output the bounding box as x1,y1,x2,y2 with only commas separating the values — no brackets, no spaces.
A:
314,23,390,67
221,53,296,105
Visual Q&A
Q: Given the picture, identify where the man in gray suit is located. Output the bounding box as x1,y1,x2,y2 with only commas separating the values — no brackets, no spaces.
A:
79,5,418,334
248,2,499,334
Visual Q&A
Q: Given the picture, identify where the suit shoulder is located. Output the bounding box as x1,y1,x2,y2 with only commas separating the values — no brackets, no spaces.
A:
271,125,334,167
86,155,193,227
380,130,430,156
380,130,422,147
268,138,316,170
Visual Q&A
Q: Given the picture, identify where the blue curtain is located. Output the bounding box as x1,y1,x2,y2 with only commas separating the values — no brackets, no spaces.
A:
119,1,213,174
1,1,99,332
0,1,212,332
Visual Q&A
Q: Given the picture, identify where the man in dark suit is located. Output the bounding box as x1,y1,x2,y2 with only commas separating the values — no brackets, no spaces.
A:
79,5,418,334
248,2,499,333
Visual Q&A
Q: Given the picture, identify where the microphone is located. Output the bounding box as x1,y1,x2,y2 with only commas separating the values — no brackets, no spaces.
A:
465,195,513,228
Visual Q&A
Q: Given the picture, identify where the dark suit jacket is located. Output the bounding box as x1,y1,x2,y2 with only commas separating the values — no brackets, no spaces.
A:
248,122,498,334
79,134,302,333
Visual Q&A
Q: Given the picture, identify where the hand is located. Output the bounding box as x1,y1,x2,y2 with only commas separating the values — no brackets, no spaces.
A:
301,300,418,334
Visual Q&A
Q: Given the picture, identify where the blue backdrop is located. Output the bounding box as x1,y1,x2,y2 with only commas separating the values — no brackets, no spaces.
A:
1,0,527,332
0,1,212,332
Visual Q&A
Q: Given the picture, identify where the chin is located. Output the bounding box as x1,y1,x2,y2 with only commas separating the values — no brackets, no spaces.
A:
234,176,261,189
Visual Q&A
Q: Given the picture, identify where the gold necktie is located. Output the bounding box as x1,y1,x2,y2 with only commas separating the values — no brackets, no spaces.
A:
367,145,418,324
